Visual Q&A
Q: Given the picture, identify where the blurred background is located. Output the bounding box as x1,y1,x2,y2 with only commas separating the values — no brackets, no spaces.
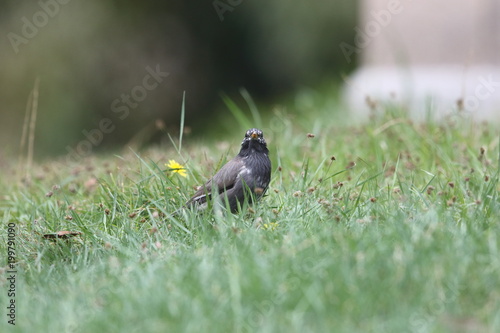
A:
0,0,356,158
2,0,499,160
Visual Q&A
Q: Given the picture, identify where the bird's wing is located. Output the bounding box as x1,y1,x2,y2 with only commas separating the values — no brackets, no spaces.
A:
210,156,245,191
186,156,244,206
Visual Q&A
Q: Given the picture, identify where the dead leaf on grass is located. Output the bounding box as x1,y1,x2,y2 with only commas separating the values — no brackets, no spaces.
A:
42,231,82,240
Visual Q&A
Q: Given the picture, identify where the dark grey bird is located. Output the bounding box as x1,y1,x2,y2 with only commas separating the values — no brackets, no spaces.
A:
185,128,271,213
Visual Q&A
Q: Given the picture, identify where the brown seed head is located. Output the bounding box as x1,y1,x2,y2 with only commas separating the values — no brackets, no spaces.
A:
426,186,435,195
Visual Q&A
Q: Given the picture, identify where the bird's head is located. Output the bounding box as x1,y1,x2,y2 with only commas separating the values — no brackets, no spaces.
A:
240,128,268,154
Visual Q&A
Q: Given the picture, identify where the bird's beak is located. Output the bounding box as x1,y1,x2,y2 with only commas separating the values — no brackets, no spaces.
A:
251,132,258,139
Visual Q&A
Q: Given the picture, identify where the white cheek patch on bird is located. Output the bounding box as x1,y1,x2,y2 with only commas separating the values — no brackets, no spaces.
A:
241,167,251,175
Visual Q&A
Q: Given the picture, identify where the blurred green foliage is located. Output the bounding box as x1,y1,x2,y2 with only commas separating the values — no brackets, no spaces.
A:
0,0,357,157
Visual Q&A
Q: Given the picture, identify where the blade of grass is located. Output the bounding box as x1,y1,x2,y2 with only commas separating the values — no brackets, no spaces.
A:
240,88,262,128
179,91,186,152
221,93,251,129
18,88,33,177
26,77,40,180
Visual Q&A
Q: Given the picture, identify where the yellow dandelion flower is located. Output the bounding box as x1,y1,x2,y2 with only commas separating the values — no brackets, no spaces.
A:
166,160,187,178
262,222,279,231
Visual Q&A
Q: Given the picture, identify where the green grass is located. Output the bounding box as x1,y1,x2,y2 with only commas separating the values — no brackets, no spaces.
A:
1,95,499,333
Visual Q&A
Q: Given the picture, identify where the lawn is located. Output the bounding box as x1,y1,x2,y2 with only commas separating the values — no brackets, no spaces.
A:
1,94,499,333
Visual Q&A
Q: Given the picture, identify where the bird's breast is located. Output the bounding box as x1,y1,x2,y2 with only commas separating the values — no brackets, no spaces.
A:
239,155,270,187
